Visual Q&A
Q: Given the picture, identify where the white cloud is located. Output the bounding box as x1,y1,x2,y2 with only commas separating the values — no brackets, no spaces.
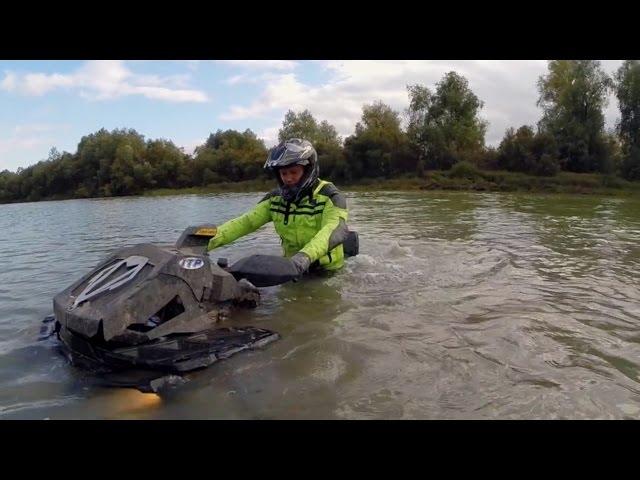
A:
220,73,309,121
185,60,201,71
0,61,209,103
257,126,280,147
0,136,45,155
222,60,624,147
219,60,299,70
225,74,249,85
12,123,61,135
1,72,75,95
223,71,297,87
0,123,70,170
0,72,17,91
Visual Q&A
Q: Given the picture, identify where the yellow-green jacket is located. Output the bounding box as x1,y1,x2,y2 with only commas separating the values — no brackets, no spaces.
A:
207,179,349,271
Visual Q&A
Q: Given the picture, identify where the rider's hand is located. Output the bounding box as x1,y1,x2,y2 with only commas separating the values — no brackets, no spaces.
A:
290,252,311,276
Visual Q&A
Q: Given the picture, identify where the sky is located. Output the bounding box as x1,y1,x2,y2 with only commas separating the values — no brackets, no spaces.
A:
0,60,625,173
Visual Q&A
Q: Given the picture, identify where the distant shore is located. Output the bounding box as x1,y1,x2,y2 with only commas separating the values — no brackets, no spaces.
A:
143,170,640,198
3,171,640,205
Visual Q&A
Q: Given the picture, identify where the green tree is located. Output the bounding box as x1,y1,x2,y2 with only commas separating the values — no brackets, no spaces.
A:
344,101,414,179
277,109,341,149
407,72,488,170
193,129,268,184
498,126,559,176
537,60,613,173
614,60,640,180
145,139,191,188
76,128,147,196
276,110,345,180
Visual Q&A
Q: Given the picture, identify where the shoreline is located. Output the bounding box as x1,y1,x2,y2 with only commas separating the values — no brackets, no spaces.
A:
3,171,640,205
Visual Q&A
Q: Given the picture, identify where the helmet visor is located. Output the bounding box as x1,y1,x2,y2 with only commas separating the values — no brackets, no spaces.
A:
265,142,312,169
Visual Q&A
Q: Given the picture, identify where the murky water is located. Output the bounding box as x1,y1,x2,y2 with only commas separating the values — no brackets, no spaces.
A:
2,190,640,419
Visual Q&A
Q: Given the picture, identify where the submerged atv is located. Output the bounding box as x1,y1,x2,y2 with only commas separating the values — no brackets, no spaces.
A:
41,225,358,392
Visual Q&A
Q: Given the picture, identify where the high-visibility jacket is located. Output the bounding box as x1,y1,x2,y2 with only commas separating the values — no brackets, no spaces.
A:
207,179,349,271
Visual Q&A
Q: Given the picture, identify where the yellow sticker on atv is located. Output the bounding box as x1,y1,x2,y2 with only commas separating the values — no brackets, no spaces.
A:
195,227,217,236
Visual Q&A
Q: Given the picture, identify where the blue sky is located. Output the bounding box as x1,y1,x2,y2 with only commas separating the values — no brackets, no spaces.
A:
0,60,625,173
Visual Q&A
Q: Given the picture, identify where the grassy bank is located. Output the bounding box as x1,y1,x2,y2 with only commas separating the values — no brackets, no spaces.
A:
418,168,640,196
5,169,640,205
143,177,432,196
143,179,275,197
143,169,640,197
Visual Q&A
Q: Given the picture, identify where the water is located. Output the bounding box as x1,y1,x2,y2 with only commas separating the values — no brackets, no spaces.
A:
2,190,640,419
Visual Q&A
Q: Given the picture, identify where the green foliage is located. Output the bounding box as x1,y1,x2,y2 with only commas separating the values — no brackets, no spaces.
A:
497,125,560,176
614,60,640,180
343,101,415,179
277,109,342,151
145,139,191,188
447,160,483,180
193,129,268,184
537,60,613,173
1,128,193,201
621,146,640,181
407,72,488,170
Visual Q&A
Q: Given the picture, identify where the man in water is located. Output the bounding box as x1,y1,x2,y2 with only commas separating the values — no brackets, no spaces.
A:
206,138,349,277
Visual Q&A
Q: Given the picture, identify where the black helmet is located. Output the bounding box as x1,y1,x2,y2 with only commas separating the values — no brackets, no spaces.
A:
264,138,319,202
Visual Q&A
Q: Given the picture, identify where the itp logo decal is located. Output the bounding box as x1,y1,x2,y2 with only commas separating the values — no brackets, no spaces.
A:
179,257,205,270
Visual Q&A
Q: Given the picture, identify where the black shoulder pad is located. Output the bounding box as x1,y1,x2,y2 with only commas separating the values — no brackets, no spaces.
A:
319,183,347,209
259,188,280,204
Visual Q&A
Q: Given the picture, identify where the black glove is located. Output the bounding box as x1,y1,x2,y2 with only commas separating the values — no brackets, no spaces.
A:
290,252,311,277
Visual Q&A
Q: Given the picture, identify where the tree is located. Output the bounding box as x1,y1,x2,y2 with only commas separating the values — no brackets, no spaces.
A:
145,139,191,188
0,169,23,202
276,110,346,180
47,147,62,163
537,60,613,173
277,110,341,148
193,129,268,184
75,128,147,196
344,101,414,179
614,60,640,180
1,128,201,202
498,126,559,176
407,72,488,170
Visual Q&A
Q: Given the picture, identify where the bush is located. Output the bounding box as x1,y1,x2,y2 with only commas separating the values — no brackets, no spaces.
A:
447,161,483,180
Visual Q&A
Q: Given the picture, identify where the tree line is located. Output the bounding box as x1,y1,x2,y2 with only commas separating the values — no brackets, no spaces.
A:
2,60,640,203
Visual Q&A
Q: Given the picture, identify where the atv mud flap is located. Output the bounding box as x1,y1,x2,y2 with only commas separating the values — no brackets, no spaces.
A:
58,324,279,373
43,315,280,392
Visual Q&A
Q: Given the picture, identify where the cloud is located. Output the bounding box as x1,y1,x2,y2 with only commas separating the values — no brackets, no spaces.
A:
219,73,310,121
0,136,46,155
1,71,74,95
257,126,281,147
0,61,209,103
222,60,624,147
218,60,299,70
225,74,249,86
0,123,70,170
12,123,63,135
223,71,296,87
184,60,201,71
